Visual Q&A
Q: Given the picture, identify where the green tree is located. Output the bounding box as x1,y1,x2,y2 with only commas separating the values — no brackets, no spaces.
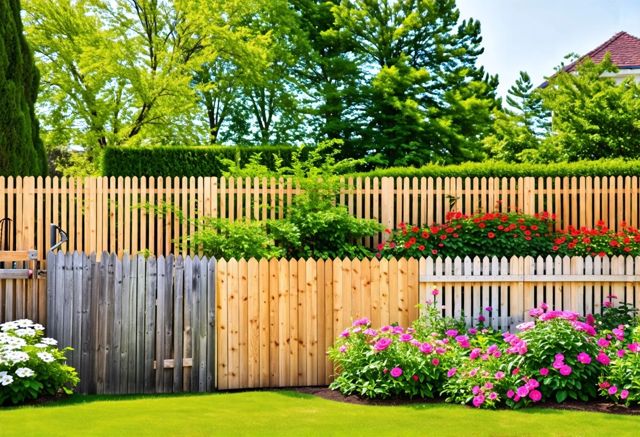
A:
484,71,551,162
333,0,499,166
0,0,47,176
540,54,640,161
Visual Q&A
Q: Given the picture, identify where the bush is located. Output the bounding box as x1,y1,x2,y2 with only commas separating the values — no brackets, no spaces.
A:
327,318,453,399
0,319,78,405
102,145,304,177
599,326,640,405
552,222,640,257
507,308,602,403
348,159,640,179
379,211,555,259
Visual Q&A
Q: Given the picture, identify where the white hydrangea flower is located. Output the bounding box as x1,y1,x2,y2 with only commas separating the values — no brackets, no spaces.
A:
1,321,19,332
34,343,48,348
37,352,55,363
15,367,35,378
33,324,45,331
14,328,36,337
0,372,14,386
6,351,29,364
40,337,58,346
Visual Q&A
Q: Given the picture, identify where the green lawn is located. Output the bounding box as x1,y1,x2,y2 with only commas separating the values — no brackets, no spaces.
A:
0,391,637,437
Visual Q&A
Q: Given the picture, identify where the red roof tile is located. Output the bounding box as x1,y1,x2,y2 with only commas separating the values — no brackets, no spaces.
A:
564,31,640,72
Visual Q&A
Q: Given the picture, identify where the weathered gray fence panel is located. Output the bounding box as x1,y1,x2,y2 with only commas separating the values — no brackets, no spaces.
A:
45,251,216,395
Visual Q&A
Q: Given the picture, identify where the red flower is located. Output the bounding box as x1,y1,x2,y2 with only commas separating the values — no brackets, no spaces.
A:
478,223,486,229
440,234,447,240
487,232,495,239
432,249,438,255
610,240,619,247
530,225,539,231
418,245,425,251
422,231,429,238
412,226,420,233
598,251,606,257
377,243,384,251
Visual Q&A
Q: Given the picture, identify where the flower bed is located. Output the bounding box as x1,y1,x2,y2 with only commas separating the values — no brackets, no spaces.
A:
378,212,640,259
0,319,78,405
328,293,640,409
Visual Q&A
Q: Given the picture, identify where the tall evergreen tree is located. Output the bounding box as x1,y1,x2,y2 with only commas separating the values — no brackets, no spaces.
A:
0,0,46,176
333,0,499,166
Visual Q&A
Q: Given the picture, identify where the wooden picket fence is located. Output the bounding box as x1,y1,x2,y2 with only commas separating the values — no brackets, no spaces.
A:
1,175,639,259
3,252,639,394
45,251,216,394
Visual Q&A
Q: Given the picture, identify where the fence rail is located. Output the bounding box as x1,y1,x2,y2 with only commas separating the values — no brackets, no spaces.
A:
0,175,638,258
3,252,640,394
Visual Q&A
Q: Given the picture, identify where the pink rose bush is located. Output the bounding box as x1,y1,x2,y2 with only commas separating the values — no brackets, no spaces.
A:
329,298,640,408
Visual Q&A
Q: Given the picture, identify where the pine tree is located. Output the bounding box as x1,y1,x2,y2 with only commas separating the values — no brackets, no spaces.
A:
0,0,47,176
505,71,550,137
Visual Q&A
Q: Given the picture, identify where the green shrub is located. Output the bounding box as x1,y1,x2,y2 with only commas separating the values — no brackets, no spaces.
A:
0,320,79,405
599,326,640,405
102,145,305,177
349,159,640,179
186,219,286,260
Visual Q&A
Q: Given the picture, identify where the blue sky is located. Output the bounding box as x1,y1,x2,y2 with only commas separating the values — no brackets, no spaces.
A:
456,0,640,98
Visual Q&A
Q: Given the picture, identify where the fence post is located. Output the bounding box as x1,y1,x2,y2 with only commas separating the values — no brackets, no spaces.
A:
521,176,536,215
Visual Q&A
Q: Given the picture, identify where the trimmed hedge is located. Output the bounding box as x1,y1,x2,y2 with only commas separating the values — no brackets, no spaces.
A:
102,145,304,177
349,159,640,179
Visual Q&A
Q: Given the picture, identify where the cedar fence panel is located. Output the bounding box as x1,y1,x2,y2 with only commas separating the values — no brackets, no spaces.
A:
1,176,639,259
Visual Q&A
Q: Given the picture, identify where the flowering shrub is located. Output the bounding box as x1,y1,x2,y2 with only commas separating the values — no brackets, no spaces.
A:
592,294,638,332
508,308,602,403
0,319,78,405
378,211,555,258
327,318,454,399
598,326,640,405
553,221,640,257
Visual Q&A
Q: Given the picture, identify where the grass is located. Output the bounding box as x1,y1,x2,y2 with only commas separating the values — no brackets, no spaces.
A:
0,391,638,437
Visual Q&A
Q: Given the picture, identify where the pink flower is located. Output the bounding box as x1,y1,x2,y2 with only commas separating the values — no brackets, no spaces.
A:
445,329,458,337
527,379,540,389
484,382,494,390
487,344,498,355
432,288,440,296
455,335,470,348
431,358,440,366
435,347,446,355
599,381,611,389
468,328,478,335
621,389,629,400
339,345,347,353
529,308,543,318
597,338,610,348
559,365,572,376
390,367,403,378
488,392,498,400
472,394,485,408
470,348,482,360
572,321,596,336
512,368,520,376
399,333,413,342
608,386,618,396
577,352,591,364
628,342,640,353
373,338,392,352
539,368,549,376
597,351,611,366
540,302,549,310
469,368,478,377
516,386,529,398
340,329,350,338
485,306,493,312
617,349,626,358
380,325,391,332
553,360,564,369
612,327,625,341
516,321,535,331
585,314,596,326
604,301,612,308
495,371,505,380
353,317,370,327
529,390,542,402
472,385,481,395
419,342,433,354
447,368,457,378
478,315,486,323
364,328,377,336
392,326,404,335
554,353,565,361
506,389,515,399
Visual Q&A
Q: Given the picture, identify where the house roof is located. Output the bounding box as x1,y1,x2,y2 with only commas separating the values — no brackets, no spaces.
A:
563,31,640,72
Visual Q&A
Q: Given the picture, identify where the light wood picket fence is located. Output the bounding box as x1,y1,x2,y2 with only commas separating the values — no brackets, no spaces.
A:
1,175,638,259
4,253,638,394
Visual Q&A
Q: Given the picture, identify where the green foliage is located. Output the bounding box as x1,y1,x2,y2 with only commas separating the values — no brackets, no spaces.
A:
333,0,499,166
102,145,302,177
0,319,79,405
510,317,601,402
349,159,640,179
599,326,640,405
187,219,285,260
328,318,451,399
540,54,640,161
0,0,47,176
380,211,555,259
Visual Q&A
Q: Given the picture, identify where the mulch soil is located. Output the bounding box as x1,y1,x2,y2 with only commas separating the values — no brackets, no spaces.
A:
295,386,640,415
